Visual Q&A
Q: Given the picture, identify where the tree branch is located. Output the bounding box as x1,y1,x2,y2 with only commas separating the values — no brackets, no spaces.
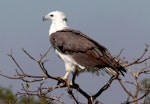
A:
0,44,149,103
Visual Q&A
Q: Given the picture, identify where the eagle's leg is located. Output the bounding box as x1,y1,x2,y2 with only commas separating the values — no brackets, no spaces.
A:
62,71,70,80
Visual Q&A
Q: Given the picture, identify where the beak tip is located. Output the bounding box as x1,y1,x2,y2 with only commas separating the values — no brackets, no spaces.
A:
42,16,45,22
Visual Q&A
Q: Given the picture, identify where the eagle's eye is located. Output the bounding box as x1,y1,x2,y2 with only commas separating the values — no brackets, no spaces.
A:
50,14,54,17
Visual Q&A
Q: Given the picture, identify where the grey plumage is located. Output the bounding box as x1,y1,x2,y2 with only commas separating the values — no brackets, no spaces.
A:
50,29,126,76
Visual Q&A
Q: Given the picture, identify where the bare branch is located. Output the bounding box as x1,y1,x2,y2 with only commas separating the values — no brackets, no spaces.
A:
127,92,149,104
93,75,118,100
7,49,25,74
0,44,149,104
116,48,125,59
118,79,134,98
67,89,79,104
125,44,150,67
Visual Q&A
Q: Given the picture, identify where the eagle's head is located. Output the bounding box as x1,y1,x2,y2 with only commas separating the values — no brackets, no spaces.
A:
43,10,68,35
43,10,67,22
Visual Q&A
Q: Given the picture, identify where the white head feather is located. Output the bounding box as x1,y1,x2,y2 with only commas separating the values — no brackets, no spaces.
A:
43,11,68,35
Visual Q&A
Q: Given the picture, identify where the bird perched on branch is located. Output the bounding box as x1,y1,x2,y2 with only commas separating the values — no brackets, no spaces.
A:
43,10,126,83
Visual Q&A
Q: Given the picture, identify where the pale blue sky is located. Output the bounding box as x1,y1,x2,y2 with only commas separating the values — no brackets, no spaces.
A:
0,0,150,103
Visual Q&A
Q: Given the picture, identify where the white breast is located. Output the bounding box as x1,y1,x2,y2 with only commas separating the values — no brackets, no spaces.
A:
54,49,85,73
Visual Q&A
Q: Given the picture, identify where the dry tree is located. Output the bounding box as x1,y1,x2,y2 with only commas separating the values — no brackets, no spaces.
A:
0,44,149,104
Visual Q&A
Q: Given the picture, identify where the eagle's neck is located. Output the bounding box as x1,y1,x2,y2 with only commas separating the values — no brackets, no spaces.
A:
49,20,68,36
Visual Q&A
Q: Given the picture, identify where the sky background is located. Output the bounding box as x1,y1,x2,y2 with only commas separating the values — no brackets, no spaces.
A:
0,0,150,104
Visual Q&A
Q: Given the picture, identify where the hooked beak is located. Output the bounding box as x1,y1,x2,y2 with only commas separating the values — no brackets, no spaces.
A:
42,16,48,22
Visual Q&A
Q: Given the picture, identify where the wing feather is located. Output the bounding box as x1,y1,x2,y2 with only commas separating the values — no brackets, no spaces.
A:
50,29,126,75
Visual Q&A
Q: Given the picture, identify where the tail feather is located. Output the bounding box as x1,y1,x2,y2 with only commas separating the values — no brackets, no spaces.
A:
117,65,126,76
104,65,126,76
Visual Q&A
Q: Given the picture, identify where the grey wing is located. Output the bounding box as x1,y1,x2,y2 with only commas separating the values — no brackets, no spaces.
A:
50,29,126,75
